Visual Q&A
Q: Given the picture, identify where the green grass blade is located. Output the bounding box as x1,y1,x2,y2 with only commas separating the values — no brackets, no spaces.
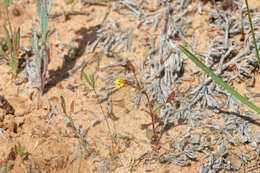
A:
245,0,260,68
83,72,92,87
89,74,95,88
179,45,260,114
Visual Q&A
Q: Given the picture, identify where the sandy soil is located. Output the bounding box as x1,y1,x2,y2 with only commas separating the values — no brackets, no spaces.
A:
0,0,260,173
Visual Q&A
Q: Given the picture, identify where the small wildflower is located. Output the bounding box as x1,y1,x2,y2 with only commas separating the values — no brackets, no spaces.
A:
115,78,125,88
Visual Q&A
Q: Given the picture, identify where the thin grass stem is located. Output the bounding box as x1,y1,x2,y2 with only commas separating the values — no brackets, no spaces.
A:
245,0,260,68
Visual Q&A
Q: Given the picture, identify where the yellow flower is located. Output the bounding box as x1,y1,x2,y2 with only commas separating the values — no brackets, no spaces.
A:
115,78,125,88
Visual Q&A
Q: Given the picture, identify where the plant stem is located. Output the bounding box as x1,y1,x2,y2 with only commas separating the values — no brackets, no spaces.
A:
131,70,157,139
142,90,156,138
93,88,114,140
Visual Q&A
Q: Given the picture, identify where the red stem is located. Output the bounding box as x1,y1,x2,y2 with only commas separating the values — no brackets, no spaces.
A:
132,70,156,138
142,90,156,137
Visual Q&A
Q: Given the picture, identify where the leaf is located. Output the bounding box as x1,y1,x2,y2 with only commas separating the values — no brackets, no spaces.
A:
30,26,41,69
36,0,41,19
126,60,135,73
83,72,91,87
139,80,145,89
17,146,25,157
2,0,9,7
29,26,37,53
146,130,153,140
245,0,260,68
39,6,48,40
36,0,51,42
152,103,163,113
89,74,95,88
179,45,260,114
69,48,77,59
30,26,40,60
166,90,175,103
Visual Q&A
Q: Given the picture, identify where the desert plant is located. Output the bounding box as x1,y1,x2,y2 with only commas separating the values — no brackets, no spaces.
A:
0,0,20,74
115,61,175,149
82,72,114,137
245,0,260,68
29,0,52,93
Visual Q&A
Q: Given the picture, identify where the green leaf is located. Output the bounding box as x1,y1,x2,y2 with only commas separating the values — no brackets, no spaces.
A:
83,72,91,87
89,74,95,88
17,146,25,157
152,103,163,113
69,48,77,59
2,0,9,7
139,80,144,89
179,45,260,114
245,0,260,68
146,130,153,140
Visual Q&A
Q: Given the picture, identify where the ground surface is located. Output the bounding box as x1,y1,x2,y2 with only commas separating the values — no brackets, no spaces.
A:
0,0,260,173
